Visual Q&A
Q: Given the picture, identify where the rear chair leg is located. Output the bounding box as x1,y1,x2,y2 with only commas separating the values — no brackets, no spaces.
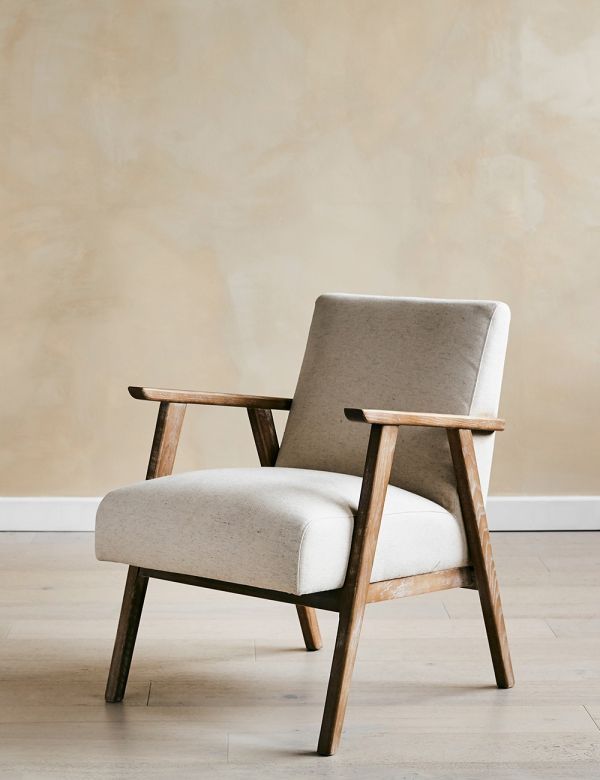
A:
296,605,322,651
105,566,148,702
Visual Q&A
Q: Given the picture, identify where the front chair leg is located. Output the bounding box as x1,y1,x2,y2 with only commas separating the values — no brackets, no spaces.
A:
318,423,399,756
317,600,366,755
105,566,148,702
105,401,184,703
296,605,322,651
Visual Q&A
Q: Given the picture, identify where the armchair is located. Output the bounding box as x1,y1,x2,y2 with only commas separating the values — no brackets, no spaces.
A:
96,293,514,755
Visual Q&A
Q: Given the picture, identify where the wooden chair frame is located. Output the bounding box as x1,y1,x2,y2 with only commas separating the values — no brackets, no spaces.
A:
105,385,514,756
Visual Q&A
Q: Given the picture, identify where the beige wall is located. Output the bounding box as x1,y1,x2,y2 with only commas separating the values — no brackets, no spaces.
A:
0,0,598,497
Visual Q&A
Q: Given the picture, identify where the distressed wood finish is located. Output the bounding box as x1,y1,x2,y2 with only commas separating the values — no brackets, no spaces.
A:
104,566,148,702
318,424,399,756
447,427,515,689
106,399,187,704
295,603,323,651
367,566,476,604
247,406,323,651
108,388,320,706
246,408,280,467
146,401,187,480
129,386,292,409
345,408,504,432
105,383,514,756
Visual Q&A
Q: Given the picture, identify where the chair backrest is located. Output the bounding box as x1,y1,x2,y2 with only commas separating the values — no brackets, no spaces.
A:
277,294,510,518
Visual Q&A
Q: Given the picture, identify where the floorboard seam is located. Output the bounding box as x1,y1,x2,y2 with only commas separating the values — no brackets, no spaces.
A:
538,555,551,573
545,620,558,638
583,704,600,732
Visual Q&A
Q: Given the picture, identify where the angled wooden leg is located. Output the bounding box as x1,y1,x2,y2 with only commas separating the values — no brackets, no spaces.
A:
447,428,514,689
105,566,148,702
296,605,322,651
105,400,185,703
317,600,366,756
247,407,323,652
318,424,398,756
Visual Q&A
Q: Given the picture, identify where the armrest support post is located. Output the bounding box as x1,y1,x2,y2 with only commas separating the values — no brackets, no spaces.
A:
247,408,279,467
146,401,187,479
344,424,400,602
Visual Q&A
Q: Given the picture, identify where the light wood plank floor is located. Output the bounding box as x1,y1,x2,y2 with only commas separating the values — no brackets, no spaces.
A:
1,531,600,778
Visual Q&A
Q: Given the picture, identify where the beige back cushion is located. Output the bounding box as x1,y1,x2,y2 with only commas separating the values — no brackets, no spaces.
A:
277,294,510,518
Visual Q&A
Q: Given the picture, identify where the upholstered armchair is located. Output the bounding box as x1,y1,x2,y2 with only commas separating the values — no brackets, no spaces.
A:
96,293,513,755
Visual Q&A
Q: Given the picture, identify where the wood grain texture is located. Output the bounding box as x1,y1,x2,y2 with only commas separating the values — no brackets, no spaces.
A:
106,398,187,703
318,424,399,756
295,604,323,651
129,386,292,409
447,427,515,689
104,566,148,703
105,384,513,753
145,401,187,480
246,408,280,467
345,408,504,431
367,567,476,604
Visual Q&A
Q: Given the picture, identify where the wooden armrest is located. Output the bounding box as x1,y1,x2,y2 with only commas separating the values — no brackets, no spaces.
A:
129,386,292,410
344,408,504,432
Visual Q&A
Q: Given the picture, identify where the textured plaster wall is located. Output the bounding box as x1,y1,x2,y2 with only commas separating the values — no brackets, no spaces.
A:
0,0,598,496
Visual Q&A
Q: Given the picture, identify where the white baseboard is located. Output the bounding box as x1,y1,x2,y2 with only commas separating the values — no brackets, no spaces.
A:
0,495,598,532
0,497,101,531
487,496,600,531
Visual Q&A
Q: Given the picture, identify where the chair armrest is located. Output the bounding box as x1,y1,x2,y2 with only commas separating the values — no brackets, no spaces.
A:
128,386,292,410
344,408,504,432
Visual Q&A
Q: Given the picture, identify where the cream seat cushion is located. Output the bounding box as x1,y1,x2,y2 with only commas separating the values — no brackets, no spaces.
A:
95,467,468,595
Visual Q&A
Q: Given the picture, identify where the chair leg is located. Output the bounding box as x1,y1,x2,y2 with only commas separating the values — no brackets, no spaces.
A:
105,566,148,703
296,605,322,651
476,557,514,689
447,428,514,689
317,600,366,756
318,424,398,755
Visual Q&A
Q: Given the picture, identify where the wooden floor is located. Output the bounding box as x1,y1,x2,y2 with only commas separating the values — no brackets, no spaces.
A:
1,532,600,778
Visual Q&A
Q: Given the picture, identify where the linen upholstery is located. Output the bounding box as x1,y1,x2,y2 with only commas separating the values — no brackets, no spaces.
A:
277,294,510,518
95,467,467,595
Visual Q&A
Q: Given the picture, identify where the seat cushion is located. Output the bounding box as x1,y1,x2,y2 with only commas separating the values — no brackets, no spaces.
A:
95,467,468,595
